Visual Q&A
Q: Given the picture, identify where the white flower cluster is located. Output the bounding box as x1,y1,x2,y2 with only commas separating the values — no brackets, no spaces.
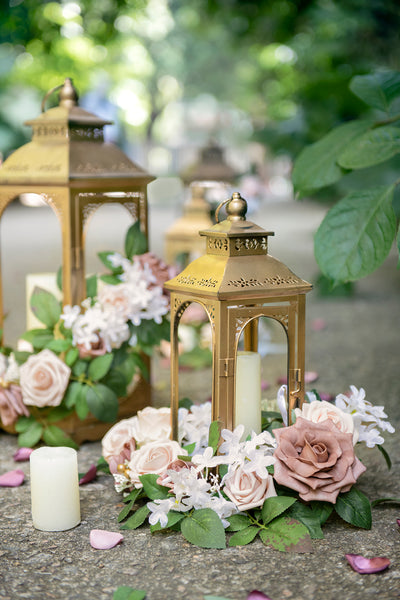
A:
178,403,212,453
335,385,395,448
0,353,20,383
219,425,277,478
60,254,169,352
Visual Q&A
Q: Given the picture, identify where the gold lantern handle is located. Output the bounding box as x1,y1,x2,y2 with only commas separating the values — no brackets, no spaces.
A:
215,192,247,223
41,78,78,112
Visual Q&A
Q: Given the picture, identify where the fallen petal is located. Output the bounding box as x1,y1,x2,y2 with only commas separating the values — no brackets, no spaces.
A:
79,464,97,485
261,380,270,391
0,469,25,487
13,447,33,462
345,553,390,574
247,591,272,600
397,518,400,527
90,529,123,550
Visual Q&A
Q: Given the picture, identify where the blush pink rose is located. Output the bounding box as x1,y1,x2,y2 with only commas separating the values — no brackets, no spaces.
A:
19,349,71,408
130,406,171,446
223,466,277,511
135,252,171,291
102,419,137,473
0,384,29,427
98,284,132,320
77,336,107,359
127,440,187,488
294,400,358,444
273,418,366,503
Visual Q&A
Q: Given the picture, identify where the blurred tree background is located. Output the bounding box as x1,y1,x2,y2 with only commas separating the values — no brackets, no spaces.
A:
1,0,400,183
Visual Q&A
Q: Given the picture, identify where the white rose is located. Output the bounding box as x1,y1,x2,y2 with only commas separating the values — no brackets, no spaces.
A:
102,418,136,473
19,349,71,408
127,440,186,488
130,406,171,446
98,283,132,320
294,400,358,444
223,466,277,511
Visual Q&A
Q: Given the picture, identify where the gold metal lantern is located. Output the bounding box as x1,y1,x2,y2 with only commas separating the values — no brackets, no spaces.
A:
165,192,312,440
0,78,154,441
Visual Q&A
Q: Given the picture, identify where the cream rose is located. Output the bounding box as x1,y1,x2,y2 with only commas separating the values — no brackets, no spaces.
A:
294,400,358,444
98,283,132,320
128,440,187,488
102,419,136,473
130,406,171,446
223,466,277,511
19,349,71,408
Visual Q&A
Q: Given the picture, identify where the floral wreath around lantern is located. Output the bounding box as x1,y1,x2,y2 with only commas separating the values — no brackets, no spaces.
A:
100,386,395,554
0,222,171,449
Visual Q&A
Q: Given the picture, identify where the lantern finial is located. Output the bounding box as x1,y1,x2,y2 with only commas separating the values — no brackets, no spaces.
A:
226,192,247,221
58,78,79,108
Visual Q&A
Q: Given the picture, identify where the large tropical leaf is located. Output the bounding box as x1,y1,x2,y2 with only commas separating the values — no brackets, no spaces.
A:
338,125,400,169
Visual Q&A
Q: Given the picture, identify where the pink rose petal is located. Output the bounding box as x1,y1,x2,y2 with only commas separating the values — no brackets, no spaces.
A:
0,469,25,487
79,464,97,485
397,518,400,527
13,447,33,462
345,553,390,574
90,529,123,550
247,591,272,600
261,380,270,391
311,318,326,331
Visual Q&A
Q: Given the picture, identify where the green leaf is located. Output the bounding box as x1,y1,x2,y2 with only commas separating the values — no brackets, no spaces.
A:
179,397,193,410
85,274,97,299
125,221,147,259
14,415,36,433
122,488,142,504
397,227,400,269
350,71,400,112
96,456,111,474
139,474,170,500
65,347,79,366
180,509,226,549
47,338,71,353
63,381,83,409
309,501,333,526
182,442,196,455
20,328,53,344
88,353,114,381
72,359,88,376
56,266,62,292
42,425,79,449
12,351,33,365
30,287,61,328
287,503,325,539
100,274,122,286
75,385,90,420
259,516,312,553
17,421,43,447
338,125,400,169
226,513,252,532
120,505,150,530
102,369,128,397
334,487,372,529
371,497,400,507
86,383,119,422
45,405,74,423
376,444,392,470
118,501,136,523
228,525,260,546
315,185,397,284
207,420,221,455
292,120,372,194
261,496,296,525
150,511,185,532
98,251,121,272
113,586,146,600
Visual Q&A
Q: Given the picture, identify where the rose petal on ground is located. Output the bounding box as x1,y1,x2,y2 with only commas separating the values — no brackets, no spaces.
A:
90,529,123,550
13,447,33,462
79,464,97,485
396,518,400,527
0,469,25,487
247,591,272,600
311,318,326,331
345,553,390,574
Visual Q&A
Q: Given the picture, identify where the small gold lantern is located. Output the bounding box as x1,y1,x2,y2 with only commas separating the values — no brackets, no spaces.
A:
165,192,312,439
0,78,154,440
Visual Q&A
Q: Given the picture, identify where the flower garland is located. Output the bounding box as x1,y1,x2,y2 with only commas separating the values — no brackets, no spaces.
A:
102,386,395,552
0,222,170,449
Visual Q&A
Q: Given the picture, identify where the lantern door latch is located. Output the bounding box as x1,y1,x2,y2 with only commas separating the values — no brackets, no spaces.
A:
219,358,235,378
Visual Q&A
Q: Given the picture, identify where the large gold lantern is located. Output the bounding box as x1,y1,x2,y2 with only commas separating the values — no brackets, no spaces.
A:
0,78,154,440
165,192,312,440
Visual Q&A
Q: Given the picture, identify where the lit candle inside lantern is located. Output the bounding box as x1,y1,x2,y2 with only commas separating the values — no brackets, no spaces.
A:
30,446,81,531
235,350,262,439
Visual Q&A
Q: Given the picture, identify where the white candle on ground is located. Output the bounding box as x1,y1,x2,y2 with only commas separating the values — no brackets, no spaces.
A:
235,350,262,439
30,446,81,531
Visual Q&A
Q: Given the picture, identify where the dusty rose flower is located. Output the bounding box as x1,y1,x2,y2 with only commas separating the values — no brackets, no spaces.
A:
223,466,277,511
19,349,71,408
127,440,187,488
0,383,29,427
130,406,171,446
294,400,358,444
135,252,171,290
273,417,366,503
77,336,107,359
102,419,136,473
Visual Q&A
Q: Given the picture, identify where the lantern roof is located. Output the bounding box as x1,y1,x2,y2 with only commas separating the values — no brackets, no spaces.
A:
180,140,238,185
164,192,312,299
0,78,153,186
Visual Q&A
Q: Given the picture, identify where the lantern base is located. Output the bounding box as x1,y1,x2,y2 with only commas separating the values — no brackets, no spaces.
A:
1,375,151,445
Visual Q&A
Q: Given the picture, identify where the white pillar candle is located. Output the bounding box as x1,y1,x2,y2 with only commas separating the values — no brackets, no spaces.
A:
235,350,262,439
30,446,81,531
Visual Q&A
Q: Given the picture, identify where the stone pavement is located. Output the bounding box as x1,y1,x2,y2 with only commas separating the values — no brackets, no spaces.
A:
0,198,399,600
